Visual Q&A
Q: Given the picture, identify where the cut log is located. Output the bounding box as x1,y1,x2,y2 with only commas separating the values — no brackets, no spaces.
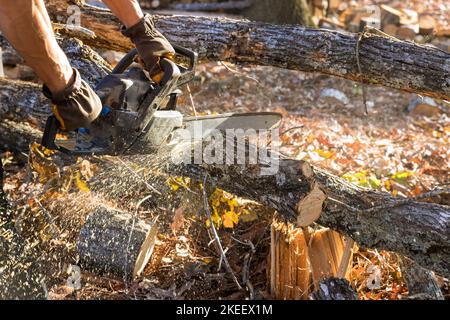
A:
380,5,404,27
382,24,399,37
359,17,381,32
419,15,436,36
310,277,358,300
42,0,450,101
347,12,367,33
400,9,419,26
77,207,158,280
397,25,419,41
164,157,450,278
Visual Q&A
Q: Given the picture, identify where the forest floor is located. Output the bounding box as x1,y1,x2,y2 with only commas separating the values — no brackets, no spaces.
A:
2,59,449,300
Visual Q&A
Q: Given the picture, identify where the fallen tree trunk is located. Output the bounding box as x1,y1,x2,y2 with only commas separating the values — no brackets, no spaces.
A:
1,75,449,277
42,0,450,101
168,158,449,278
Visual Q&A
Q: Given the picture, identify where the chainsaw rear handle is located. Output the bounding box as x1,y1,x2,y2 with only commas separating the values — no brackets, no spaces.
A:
111,44,198,86
41,115,62,151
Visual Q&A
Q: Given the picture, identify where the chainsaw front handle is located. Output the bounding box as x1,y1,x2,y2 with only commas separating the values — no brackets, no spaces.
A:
111,45,198,87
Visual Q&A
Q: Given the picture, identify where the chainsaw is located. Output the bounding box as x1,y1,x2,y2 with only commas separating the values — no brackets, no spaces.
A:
41,45,282,156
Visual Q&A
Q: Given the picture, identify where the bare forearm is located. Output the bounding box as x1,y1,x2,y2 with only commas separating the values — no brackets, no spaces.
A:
101,0,144,28
0,0,72,93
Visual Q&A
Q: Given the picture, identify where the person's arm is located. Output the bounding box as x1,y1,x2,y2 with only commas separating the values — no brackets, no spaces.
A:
0,0,102,131
102,0,175,80
101,0,144,28
0,0,73,93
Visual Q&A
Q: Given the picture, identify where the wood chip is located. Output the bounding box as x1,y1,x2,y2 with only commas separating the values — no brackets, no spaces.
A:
296,182,327,227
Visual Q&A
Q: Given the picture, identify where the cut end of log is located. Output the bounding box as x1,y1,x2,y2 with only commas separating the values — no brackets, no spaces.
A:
133,224,159,278
299,161,314,180
77,207,158,281
296,182,327,227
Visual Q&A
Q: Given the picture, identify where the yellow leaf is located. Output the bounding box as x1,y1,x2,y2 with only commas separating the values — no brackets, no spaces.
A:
314,149,334,159
167,178,180,191
202,257,213,264
223,211,239,229
75,172,90,193
391,171,414,181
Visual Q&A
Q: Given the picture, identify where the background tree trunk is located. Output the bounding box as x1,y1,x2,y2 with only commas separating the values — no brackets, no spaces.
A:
243,0,316,27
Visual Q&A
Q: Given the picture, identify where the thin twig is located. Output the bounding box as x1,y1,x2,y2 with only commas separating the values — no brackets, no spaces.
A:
135,194,153,212
230,236,256,253
186,84,198,117
266,125,304,147
219,61,262,85
202,174,242,290
219,61,273,108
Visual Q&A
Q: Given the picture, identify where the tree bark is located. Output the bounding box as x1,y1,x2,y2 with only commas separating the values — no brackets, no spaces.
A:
42,0,450,101
310,278,358,300
400,257,445,300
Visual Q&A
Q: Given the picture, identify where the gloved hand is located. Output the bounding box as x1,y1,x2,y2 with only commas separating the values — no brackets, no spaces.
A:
121,14,175,83
43,68,102,131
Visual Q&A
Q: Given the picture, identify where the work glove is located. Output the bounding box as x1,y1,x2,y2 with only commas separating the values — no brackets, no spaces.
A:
121,14,175,83
42,68,102,131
